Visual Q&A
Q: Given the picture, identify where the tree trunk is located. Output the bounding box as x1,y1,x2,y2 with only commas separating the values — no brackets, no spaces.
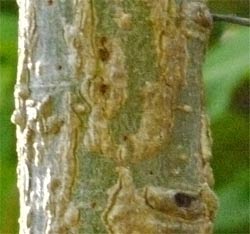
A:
12,0,218,233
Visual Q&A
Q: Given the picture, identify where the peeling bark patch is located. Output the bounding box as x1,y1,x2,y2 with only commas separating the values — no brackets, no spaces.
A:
83,0,189,164
71,0,186,164
102,167,217,234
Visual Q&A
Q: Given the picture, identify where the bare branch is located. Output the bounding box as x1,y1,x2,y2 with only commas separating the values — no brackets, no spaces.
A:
212,14,250,27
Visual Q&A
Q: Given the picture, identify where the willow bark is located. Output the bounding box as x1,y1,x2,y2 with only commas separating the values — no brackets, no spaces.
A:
12,0,218,233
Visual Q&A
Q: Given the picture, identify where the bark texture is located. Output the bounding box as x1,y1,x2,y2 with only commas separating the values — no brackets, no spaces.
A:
12,0,218,233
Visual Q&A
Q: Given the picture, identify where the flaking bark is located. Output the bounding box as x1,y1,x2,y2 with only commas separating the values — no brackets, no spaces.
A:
12,0,218,233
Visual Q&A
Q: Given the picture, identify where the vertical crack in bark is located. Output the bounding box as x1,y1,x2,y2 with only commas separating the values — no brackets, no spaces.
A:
102,170,123,234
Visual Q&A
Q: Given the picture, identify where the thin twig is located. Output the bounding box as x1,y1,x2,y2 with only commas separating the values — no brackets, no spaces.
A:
212,14,250,27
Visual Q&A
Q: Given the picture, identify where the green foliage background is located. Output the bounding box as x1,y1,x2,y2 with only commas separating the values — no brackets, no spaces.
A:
0,1,249,233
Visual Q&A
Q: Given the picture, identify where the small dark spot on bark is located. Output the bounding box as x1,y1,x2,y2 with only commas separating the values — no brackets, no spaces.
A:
57,65,62,70
98,36,110,61
149,170,154,175
123,135,128,141
91,202,96,209
50,179,61,192
48,0,53,5
174,192,196,208
98,48,110,62
100,84,109,95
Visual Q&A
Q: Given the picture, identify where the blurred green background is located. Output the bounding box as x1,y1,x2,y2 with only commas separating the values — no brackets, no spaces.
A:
0,1,249,233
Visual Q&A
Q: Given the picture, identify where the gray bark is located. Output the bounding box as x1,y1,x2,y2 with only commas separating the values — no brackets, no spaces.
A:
12,0,218,233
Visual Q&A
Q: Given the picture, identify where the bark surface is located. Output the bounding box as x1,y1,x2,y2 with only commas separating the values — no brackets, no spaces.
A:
12,0,218,233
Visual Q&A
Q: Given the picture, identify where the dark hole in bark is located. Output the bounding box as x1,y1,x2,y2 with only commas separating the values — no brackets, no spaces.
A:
91,202,96,209
98,48,110,62
149,170,153,175
57,65,62,70
174,192,195,208
123,135,128,141
100,84,109,95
